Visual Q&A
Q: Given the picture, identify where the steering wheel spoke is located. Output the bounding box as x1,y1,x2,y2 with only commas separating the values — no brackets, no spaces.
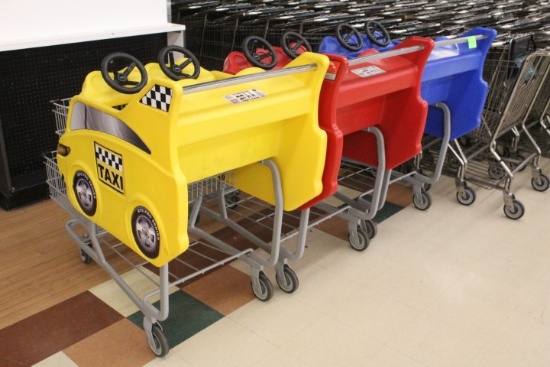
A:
365,20,391,47
335,23,364,52
281,31,312,59
100,53,148,94
242,36,277,69
158,46,201,81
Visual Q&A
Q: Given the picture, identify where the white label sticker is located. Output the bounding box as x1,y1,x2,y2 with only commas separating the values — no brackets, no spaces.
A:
431,49,459,58
351,65,386,78
225,89,267,104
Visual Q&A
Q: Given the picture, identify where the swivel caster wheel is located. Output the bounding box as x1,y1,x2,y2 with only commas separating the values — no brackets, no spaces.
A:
252,272,274,301
348,226,370,252
413,189,432,211
276,264,299,293
503,200,525,220
456,186,476,206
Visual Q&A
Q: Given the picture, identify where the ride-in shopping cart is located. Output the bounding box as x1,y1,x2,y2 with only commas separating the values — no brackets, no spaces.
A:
222,34,434,250
318,24,498,209
48,47,330,356
453,35,550,219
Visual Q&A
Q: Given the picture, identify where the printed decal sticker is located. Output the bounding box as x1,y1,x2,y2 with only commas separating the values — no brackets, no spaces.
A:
351,65,386,78
95,142,124,194
225,89,267,104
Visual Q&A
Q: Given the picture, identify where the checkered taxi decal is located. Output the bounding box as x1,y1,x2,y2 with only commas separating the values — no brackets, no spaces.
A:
95,142,124,194
141,85,172,112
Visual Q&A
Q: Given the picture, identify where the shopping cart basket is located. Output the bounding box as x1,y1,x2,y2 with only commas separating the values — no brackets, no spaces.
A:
455,35,550,219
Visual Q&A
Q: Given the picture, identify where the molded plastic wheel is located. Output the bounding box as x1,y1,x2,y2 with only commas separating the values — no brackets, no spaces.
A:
531,174,550,192
148,323,169,357
225,191,241,210
348,227,370,251
413,190,432,211
364,220,377,240
276,265,299,294
252,272,274,301
503,200,525,220
80,249,92,264
456,186,476,206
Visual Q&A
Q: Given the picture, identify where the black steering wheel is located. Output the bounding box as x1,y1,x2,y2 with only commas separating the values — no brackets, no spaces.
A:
335,23,364,52
242,36,278,69
365,21,391,47
100,52,148,94
158,46,201,81
280,31,312,59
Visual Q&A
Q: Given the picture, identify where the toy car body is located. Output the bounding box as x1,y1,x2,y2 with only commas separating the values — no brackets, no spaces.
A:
57,52,329,266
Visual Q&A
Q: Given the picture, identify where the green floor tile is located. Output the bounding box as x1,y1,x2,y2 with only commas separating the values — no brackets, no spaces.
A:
127,290,223,348
373,201,404,223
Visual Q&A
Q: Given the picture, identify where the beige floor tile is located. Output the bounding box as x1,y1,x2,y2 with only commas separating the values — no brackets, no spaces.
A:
142,353,194,367
469,310,550,367
364,261,451,310
89,268,178,317
243,348,315,367
330,288,421,344
228,293,322,346
280,316,384,367
175,317,277,367
32,352,78,367
281,261,364,314
368,347,429,367
387,312,491,367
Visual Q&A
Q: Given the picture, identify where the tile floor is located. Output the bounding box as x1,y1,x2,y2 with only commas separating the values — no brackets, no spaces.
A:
3,158,550,367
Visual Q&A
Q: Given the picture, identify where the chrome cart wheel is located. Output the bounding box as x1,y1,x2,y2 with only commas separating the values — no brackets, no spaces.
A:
456,186,476,206
276,265,299,294
531,174,550,192
364,220,378,240
148,323,169,357
488,164,506,180
348,227,370,251
413,190,432,211
73,170,97,216
503,200,525,220
252,272,274,302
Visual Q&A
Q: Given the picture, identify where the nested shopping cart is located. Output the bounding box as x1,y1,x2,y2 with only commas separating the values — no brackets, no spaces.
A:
222,34,434,250
318,25,498,210
48,48,330,356
453,35,550,219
